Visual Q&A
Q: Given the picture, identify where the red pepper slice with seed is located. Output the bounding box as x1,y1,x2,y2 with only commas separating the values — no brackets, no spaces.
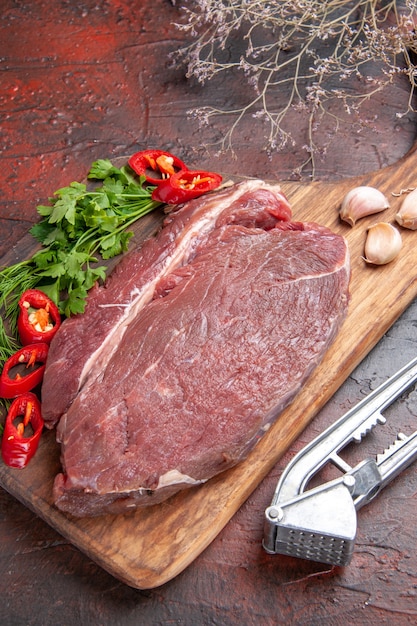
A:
17,289,61,346
151,169,223,204
1,392,44,468
0,343,49,399
128,149,188,185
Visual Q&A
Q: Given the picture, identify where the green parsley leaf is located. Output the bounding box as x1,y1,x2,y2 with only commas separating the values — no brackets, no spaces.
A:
36,204,54,218
64,250,91,281
0,157,163,357
101,231,134,259
61,286,89,317
87,159,117,180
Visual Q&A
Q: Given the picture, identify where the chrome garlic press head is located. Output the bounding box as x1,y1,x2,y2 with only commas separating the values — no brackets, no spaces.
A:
263,356,417,566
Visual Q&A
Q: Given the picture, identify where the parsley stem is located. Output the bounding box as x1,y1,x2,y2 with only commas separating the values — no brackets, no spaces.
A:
0,158,162,360
93,200,161,249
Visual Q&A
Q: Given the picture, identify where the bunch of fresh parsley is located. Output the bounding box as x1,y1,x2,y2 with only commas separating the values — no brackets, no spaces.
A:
0,159,162,359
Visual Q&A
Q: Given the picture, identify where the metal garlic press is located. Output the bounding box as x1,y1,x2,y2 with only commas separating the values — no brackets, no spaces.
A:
263,356,417,566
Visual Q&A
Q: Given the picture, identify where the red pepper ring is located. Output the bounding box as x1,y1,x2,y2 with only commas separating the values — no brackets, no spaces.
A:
128,149,188,186
17,288,61,346
1,392,44,468
151,170,223,205
0,343,49,399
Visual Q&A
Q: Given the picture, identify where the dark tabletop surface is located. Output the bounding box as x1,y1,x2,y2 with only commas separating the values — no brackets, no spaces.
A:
1,2,417,624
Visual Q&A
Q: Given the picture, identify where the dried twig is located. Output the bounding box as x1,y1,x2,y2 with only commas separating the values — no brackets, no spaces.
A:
173,0,417,177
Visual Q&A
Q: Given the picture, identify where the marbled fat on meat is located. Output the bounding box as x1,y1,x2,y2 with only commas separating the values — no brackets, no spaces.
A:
41,180,350,517
42,180,292,426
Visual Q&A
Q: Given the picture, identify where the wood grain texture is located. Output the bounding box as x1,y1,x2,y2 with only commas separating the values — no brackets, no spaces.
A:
1,145,417,589
2,1,417,622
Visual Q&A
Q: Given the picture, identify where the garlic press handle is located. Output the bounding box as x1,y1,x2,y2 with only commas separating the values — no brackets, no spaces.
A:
264,476,358,564
263,356,417,566
354,430,417,509
272,355,417,506
263,432,417,565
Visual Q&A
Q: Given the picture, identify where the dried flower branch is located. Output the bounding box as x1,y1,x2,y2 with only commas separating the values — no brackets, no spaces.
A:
173,0,417,177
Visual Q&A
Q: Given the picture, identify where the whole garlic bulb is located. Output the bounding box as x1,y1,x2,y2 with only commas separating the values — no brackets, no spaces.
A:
395,188,417,230
363,222,402,265
340,186,390,227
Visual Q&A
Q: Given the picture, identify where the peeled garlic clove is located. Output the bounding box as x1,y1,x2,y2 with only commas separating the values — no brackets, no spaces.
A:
395,187,417,230
340,186,390,226
363,222,402,265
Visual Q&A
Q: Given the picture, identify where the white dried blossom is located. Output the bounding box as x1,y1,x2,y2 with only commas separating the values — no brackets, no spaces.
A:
172,0,417,175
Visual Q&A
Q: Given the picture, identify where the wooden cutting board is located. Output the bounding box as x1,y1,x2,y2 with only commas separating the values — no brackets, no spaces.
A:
1,145,417,589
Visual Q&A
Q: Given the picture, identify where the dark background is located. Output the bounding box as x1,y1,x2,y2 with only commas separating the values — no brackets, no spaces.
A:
1,1,417,624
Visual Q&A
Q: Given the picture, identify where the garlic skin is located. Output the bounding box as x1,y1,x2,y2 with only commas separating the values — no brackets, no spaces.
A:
363,222,402,265
340,186,390,227
395,187,417,230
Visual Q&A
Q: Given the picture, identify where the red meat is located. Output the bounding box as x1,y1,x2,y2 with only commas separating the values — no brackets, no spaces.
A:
41,180,350,517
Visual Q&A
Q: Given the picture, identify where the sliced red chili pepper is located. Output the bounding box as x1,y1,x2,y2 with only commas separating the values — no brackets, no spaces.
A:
1,392,44,468
128,149,188,185
17,288,61,346
0,343,49,399
151,169,223,204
